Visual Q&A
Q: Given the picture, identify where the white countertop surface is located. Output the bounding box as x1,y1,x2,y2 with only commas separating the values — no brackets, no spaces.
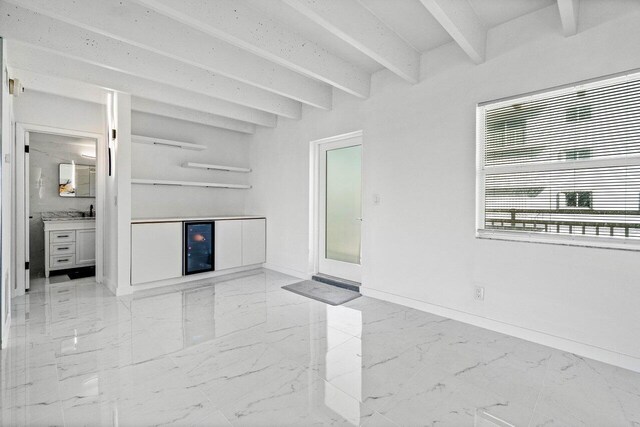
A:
131,215,265,224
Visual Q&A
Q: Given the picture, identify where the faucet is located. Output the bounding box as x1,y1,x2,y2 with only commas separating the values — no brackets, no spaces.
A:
89,204,94,217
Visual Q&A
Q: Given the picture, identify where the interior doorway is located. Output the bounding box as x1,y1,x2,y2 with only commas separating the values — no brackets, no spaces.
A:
15,124,105,295
312,131,363,283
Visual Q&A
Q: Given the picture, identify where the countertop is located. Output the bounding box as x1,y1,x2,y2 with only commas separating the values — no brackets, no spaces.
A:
131,215,265,224
41,211,96,222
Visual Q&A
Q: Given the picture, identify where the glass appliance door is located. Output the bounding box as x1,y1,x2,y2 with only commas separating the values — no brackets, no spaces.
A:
184,222,214,275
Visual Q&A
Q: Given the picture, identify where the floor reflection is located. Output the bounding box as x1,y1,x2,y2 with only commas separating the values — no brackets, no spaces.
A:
2,270,640,426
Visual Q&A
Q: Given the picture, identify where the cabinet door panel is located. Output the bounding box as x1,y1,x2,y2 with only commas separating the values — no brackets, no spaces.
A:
214,221,242,270
242,219,266,266
131,222,183,285
75,229,96,266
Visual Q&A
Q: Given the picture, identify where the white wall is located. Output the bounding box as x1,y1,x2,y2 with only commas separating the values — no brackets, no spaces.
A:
1,38,12,347
131,111,251,219
13,90,104,133
246,3,640,371
28,137,96,277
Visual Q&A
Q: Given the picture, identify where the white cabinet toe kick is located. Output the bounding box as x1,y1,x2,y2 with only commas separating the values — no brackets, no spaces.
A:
130,216,266,288
44,220,96,278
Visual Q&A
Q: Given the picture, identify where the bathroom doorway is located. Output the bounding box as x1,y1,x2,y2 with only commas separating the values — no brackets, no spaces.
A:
15,124,105,295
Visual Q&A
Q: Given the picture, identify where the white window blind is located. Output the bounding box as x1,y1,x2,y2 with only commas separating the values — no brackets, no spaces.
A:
477,72,640,248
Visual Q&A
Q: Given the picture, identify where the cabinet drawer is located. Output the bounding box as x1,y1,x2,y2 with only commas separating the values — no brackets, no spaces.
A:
50,255,74,269
50,231,75,243
50,243,75,256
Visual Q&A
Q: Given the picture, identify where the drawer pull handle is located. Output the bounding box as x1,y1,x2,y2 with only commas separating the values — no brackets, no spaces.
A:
57,247,69,250
57,235,70,238
58,259,69,263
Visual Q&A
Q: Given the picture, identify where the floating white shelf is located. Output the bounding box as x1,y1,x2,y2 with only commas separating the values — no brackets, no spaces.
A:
132,135,206,151
182,162,251,173
132,178,251,189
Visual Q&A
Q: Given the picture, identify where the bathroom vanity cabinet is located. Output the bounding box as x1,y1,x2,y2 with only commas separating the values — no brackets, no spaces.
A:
43,219,96,277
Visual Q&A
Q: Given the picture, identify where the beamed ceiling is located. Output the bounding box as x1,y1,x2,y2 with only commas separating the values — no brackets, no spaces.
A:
0,0,631,134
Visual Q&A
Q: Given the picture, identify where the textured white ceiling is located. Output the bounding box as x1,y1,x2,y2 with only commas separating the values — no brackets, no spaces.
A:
244,0,384,73
245,0,557,74
467,0,555,28
358,0,452,53
6,0,618,133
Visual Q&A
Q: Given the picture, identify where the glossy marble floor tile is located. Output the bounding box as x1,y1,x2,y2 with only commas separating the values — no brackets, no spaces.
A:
1,269,639,426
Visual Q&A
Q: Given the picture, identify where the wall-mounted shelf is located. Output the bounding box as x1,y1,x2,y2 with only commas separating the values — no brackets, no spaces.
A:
132,135,206,151
132,178,251,189
182,162,251,173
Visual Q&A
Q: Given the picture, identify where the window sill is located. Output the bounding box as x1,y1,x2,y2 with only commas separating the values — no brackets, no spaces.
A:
476,229,640,252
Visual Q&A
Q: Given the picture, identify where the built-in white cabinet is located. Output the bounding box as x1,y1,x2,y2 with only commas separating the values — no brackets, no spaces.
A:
44,220,96,277
131,222,183,285
242,219,266,266
130,217,266,287
215,219,266,270
214,220,243,270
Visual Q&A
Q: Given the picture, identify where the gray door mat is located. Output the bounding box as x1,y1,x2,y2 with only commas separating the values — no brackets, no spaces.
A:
282,280,361,306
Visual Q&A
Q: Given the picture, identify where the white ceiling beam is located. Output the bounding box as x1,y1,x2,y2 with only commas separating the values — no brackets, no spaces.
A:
0,2,300,119
3,0,332,109
282,0,420,84
131,98,256,134
134,0,370,99
9,68,107,105
5,68,254,133
557,0,580,37
7,41,277,128
418,0,486,64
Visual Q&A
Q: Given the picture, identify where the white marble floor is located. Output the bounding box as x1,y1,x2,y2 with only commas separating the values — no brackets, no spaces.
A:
2,269,639,426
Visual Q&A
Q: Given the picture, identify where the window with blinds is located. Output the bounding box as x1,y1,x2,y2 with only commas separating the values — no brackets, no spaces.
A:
477,72,640,248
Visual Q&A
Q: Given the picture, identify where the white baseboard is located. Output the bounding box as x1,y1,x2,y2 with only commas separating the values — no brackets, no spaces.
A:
262,263,311,280
361,287,640,373
102,278,118,296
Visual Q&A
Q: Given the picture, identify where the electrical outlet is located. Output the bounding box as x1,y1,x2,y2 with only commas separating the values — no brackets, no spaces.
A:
474,286,485,301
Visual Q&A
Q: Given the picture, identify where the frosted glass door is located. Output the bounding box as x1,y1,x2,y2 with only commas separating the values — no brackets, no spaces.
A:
318,135,362,283
326,146,362,264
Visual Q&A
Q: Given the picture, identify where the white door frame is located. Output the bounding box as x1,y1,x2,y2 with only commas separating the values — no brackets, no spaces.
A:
14,123,105,295
309,130,363,281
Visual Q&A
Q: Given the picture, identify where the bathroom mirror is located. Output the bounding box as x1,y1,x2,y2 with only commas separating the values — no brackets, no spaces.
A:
59,163,96,198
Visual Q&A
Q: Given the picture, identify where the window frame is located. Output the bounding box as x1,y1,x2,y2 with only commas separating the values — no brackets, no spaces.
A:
476,71,640,251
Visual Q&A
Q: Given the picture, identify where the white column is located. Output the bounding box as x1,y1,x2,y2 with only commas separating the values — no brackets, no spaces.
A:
103,91,132,295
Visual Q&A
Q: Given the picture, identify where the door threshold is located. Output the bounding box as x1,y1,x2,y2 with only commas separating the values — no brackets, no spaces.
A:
312,273,360,293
